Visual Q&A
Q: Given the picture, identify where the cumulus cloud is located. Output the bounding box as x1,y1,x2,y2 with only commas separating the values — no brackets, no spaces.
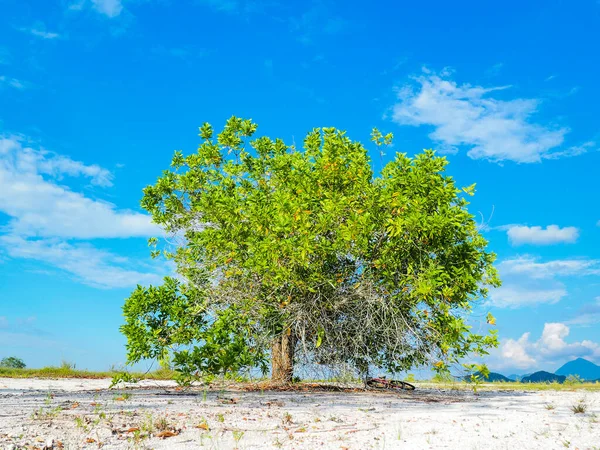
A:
489,256,600,308
501,333,536,368
497,323,600,370
391,72,593,163
0,136,160,239
506,225,579,246
0,134,164,288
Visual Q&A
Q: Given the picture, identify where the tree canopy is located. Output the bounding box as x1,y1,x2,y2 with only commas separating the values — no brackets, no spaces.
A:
121,117,500,384
0,356,26,369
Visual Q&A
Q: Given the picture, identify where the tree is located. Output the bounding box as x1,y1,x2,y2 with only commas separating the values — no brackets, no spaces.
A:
121,117,500,384
0,356,26,369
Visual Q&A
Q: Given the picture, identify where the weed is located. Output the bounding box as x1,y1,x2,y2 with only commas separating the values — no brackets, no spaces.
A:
216,413,225,423
74,416,87,430
396,424,402,440
113,392,132,401
141,413,155,433
44,391,54,405
282,412,293,425
154,415,170,431
31,406,61,420
545,403,556,410
232,430,244,447
571,400,587,414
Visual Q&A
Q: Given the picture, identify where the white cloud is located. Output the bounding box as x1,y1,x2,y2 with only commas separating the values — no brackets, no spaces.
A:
496,323,600,370
19,26,60,40
0,134,164,288
489,256,600,308
0,235,163,288
92,0,123,17
501,333,536,368
498,256,599,279
506,225,579,246
0,76,26,90
490,285,567,308
391,72,592,163
0,136,160,239
566,297,600,327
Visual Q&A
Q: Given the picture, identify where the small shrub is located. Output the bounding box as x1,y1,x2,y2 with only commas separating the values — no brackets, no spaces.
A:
565,375,583,386
571,400,587,414
60,360,76,370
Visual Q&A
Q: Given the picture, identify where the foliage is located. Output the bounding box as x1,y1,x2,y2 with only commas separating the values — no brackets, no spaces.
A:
121,276,268,383
0,356,26,369
564,374,584,385
122,116,500,380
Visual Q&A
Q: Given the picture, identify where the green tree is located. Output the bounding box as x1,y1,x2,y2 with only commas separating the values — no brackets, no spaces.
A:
0,356,26,369
121,117,500,383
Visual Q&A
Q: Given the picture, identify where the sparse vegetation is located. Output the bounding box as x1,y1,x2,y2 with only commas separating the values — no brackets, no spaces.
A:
571,400,588,414
564,375,584,385
282,412,293,425
0,365,175,380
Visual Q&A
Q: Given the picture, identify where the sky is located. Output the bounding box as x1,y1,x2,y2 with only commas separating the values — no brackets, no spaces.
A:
1,0,599,375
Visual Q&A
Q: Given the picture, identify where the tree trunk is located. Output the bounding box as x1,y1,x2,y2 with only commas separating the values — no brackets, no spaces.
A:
271,330,295,384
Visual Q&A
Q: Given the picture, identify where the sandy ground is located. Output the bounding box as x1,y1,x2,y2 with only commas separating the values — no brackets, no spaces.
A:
0,378,599,449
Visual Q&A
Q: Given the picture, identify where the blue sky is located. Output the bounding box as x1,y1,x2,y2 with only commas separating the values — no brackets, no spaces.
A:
1,0,599,374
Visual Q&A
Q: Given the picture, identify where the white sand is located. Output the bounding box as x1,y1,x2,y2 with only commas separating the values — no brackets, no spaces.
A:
0,377,599,449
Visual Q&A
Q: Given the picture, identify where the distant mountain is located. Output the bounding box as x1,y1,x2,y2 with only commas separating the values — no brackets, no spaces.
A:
521,371,566,383
507,373,529,381
555,358,600,381
464,372,514,382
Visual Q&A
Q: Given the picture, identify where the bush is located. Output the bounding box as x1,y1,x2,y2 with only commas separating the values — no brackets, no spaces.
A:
564,375,583,385
0,356,26,369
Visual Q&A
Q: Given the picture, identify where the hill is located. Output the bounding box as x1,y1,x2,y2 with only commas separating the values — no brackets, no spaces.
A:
555,358,600,381
507,373,531,381
464,372,514,382
521,371,566,383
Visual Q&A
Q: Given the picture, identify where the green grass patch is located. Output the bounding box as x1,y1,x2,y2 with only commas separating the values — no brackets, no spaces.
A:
0,366,175,380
